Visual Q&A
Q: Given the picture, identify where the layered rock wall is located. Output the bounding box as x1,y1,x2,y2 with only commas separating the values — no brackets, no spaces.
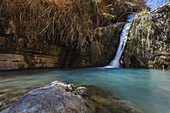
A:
0,23,124,70
0,35,60,70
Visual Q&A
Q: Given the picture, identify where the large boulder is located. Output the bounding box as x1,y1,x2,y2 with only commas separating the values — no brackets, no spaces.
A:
1,81,89,113
1,81,144,113
123,1,170,69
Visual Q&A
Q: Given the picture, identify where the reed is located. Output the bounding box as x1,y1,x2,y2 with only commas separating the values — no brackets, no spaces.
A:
0,0,146,49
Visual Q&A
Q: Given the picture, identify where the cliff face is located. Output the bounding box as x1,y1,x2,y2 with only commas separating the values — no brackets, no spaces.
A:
61,23,125,68
0,35,60,70
123,1,170,69
0,23,124,70
0,0,146,70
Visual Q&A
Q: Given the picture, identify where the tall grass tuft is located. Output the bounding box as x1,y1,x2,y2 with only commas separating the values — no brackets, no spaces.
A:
0,0,146,49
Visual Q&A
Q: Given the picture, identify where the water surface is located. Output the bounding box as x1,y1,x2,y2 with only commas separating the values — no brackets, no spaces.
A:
0,68,170,113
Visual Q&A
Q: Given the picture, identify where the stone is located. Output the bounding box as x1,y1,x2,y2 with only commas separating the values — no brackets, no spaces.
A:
0,54,28,70
1,81,89,113
1,81,144,113
0,34,61,70
123,1,170,69
31,54,59,68
67,22,125,68
86,86,144,113
0,53,59,70
0,20,124,70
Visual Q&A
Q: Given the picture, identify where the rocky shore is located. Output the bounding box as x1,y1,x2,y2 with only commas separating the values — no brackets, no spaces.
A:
1,81,144,113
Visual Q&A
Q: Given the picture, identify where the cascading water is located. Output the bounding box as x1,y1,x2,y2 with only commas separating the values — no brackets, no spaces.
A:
103,0,168,69
100,0,168,69
104,22,133,68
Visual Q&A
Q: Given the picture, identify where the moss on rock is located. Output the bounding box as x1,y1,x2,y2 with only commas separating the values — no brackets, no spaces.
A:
85,85,143,113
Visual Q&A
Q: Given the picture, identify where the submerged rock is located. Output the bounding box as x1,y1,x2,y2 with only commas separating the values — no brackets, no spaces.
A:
123,1,170,69
86,86,144,113
1,81,144,113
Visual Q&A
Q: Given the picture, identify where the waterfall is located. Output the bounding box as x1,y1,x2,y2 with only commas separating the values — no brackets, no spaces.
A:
104,22,132,68
100,0,168,69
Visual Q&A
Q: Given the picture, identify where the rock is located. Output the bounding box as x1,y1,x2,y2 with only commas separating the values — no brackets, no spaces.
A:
0,0,147,70
0,34,61,70
1,81,89,113
77,87,88,99
64,22,125,68
123,1,170,69
0,21,124,70
0,87,39,111
28,54,59,69
0,53,59,70
86,86,144,113
0,54,28,70
1,81,144,113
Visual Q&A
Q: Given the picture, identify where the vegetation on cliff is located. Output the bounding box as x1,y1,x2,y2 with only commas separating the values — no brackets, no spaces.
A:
123,1,169,69
0,0,145,49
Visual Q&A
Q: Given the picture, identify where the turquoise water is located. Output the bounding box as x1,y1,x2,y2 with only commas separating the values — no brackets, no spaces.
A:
0,68,170,113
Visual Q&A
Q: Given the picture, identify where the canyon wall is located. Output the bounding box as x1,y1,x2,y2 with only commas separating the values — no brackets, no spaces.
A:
0,23,124,70
123,1,170,69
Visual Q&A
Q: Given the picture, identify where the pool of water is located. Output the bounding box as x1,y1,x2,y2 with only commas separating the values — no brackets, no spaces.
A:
0,68,170,113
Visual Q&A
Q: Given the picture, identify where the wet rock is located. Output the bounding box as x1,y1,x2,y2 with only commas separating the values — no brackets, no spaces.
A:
66,22,125,68
86,86,144,113
0,87,39,111
1,81,89,113
1,81,144,113
0,22,124,70
123,1,170,69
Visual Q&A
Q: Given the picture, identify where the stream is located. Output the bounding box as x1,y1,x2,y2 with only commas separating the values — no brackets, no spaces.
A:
0,68,170,113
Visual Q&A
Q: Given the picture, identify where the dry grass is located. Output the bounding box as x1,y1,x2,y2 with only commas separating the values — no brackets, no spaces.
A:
0,0,146,49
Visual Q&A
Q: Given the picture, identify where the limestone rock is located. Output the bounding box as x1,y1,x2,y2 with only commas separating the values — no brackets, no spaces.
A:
123,1,170,69
65,22,125,68
28,54,59,69
0,53,59,70
1,81,89,113
1,81,144,113
0,35,60,70
0,54,28,70
0,21,124,70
